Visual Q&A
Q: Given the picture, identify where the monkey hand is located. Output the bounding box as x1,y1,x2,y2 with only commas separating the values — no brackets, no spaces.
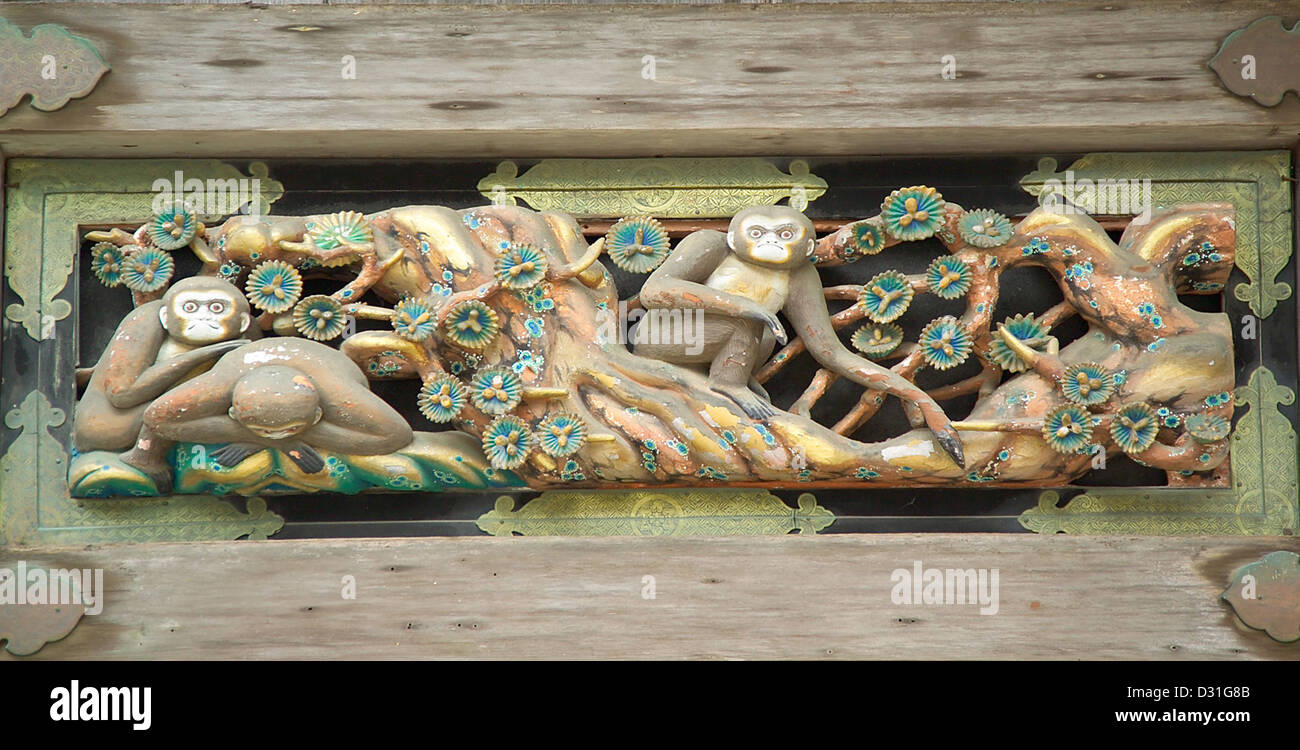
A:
211,442,266,468
283,442,326,474
917,404,966,468
192,338,253,360
119,452,175,494
741,308,788,346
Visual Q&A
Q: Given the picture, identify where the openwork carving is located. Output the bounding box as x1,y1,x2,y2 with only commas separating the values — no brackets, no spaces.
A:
66,192,1237,498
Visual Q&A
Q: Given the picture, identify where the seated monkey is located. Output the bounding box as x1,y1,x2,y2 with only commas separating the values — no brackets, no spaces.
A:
74,277,254,453
122,337,414,489
635,205,965,467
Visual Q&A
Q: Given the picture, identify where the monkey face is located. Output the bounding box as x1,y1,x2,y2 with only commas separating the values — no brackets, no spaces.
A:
229,366,323,440
727,207,816,267
159,278,251,345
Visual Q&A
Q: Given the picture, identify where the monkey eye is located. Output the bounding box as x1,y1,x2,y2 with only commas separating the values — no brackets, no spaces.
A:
779,230,794,240
182,301,199,313
209,301,226,314
748,228,763,238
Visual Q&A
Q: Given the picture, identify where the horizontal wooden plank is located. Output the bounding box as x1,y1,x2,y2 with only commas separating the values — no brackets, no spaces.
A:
0,1,1297,157
3,534,1298,659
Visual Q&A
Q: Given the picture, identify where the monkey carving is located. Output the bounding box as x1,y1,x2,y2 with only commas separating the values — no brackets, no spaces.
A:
121,338,414,488
74,276,254,454
634,206,965,467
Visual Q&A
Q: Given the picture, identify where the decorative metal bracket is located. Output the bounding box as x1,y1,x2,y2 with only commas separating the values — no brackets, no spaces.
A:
1209,16,1300,107
478,490,833,536
477,158,826,218
1221,550,1300,643
0,18,109,117
0,600,85,656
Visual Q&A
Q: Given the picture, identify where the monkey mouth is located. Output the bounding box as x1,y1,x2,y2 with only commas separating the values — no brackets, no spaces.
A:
184,322,225,340
751,243,791,263
243,422,310,439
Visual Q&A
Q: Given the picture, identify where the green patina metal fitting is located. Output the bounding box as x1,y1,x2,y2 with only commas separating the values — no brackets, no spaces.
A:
0,18,109,117
5,158,283,340
1209,16,1300,107
1021,152,1293,319
1,391,285,546
1221,550,1300,643
477,158,826,218
0,596,85,656
1022,367,1298,536
478,489,833,537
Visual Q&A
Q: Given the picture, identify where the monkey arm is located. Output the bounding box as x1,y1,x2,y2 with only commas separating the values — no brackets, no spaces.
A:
302,388,414,455
107,339,249,410
140,368,240,440
97,304,167,409
640,230,787,344
784,264,965,466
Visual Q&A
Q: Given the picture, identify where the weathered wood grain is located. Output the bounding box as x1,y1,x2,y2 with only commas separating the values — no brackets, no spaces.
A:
3,534,1298,659
0,1,1297,157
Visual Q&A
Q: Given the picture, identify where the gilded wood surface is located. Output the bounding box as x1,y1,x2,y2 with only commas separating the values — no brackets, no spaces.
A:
3,534,1298,660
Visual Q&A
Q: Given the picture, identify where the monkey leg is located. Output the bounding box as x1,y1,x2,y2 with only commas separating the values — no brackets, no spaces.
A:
119,423,176,494
708,318,777,420
72,389,147,453
747,329,777,400
632,311,728,365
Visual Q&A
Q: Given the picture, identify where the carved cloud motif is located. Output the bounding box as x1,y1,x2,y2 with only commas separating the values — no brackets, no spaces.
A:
0,18,109,117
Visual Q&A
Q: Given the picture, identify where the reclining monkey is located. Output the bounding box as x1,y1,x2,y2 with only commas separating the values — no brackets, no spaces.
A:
122,337,414,490
634,206,965,467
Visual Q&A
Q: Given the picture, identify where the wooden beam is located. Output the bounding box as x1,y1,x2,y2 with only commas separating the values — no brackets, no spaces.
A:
4,534,1298,659
0,2,1297,158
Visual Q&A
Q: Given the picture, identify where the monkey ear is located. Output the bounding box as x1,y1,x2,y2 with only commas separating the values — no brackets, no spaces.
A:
311,407,323,426
158,306,169,330
805,238,817,258
238,312,251,334
228,406,239,422
726,230,736,250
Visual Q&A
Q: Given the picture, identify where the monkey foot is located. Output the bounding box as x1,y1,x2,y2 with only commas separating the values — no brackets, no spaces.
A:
69,451,165,498
283,443,326,474
118,453,174,495
712,383,778,420
212,442,266,468
931,425,966,469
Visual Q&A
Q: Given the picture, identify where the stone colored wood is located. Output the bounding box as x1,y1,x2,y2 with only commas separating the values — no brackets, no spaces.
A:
0,2,1297,158
2,534,1298,659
